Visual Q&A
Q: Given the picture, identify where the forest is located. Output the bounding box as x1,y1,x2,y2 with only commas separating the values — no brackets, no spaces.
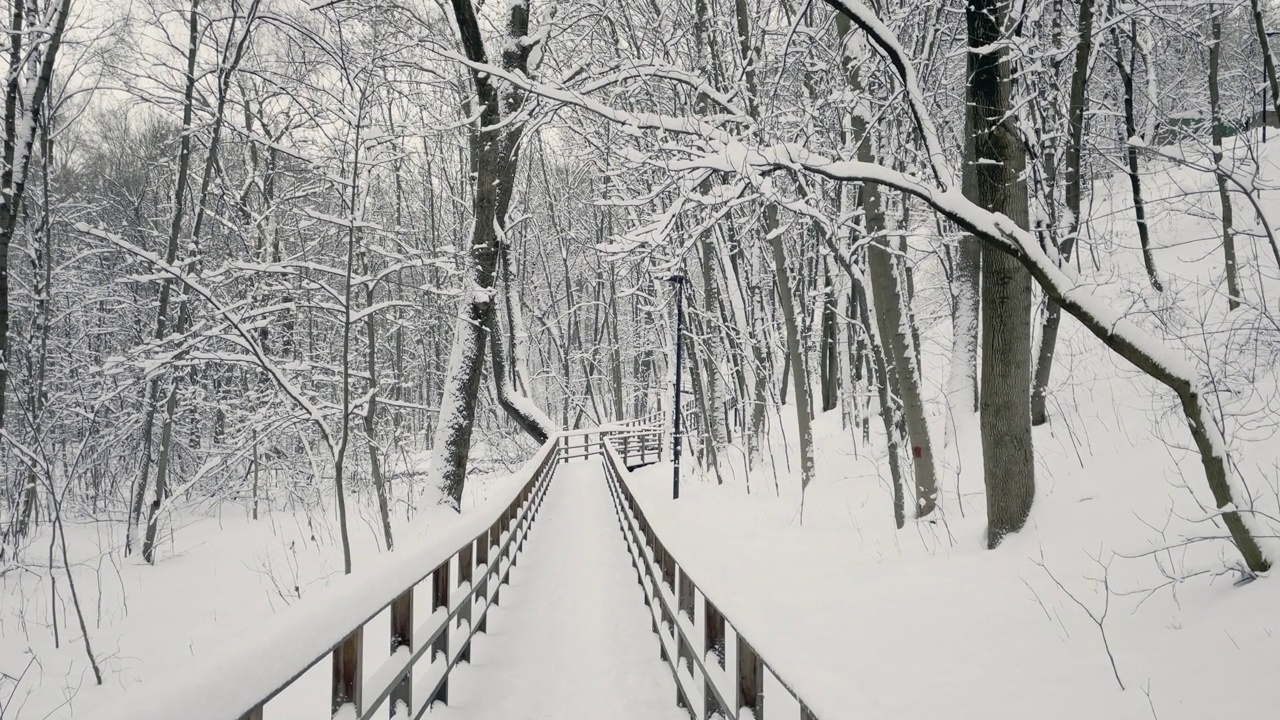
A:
2,0,1280,718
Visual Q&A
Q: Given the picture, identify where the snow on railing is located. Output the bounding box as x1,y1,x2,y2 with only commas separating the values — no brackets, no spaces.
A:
602,442,821,720
96,436,564,720
94,422,667,720
559,426,663,466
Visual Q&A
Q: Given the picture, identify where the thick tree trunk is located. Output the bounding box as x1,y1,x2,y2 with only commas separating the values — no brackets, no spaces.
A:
13,126,54,542
967,0,1036,548
432,0,546,507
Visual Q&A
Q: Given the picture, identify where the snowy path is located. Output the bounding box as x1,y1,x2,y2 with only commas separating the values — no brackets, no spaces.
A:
433,457,684,720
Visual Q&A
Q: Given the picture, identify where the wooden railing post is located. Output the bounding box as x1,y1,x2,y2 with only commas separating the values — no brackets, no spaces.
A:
489,519,503,607
474,535,490,634
457,542,474,663
331,627,363,716
501,497,517,563
430,559,451,706
704,599,725,668
704,597,726,719
678,568,695,621
676,568,695,688
737,635,764,719
389,588,413,716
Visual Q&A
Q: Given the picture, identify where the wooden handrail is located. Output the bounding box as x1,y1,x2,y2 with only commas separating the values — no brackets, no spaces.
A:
97,436,561,720
248,448,555,720
601,442,822,720
97,421,668,720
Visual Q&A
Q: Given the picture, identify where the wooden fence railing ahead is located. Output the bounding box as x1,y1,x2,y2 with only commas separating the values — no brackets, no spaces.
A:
240,440,557,720
96,424,667,720
601,440,822,720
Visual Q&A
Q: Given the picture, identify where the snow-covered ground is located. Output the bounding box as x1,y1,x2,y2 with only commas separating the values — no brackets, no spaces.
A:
622,132,1280,719
0,449,532,720
5,134,1280,720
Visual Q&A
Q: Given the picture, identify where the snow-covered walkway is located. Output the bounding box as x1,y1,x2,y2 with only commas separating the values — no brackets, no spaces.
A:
433,457,684,720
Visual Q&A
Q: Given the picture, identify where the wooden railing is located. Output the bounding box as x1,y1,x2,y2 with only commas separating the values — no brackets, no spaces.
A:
558,423,665,469
238,442,558,720
97,420,671,720
98,436,561,720
601,441,822,720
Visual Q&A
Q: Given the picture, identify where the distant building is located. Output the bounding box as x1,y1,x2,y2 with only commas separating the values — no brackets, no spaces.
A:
1151,109,1254,145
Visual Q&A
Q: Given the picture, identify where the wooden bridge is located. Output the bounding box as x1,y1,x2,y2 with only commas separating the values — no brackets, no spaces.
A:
97,416,823,720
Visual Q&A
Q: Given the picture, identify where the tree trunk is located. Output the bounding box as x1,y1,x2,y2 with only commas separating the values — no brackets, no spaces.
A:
365,280,394,551
967,0,1036,547
765,204,817,494
820,262,840,412
858,279,905,528
1032,0,1097,427
0,0,71,429
1250,0,1280,122
141,385,179,564
432,0,544,507
1209,6,1240,311
837,14,938,517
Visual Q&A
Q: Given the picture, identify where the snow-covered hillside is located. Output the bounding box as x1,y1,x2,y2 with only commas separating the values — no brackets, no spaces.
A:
623,131,1280,719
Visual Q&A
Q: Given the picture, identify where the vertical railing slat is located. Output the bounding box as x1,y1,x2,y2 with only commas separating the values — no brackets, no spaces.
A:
331,626,363,717
430,559,451,706
389,588,413,716
737,634,763,719
457,542,474,663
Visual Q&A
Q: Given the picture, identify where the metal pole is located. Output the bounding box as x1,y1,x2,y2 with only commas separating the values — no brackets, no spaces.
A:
671,275,684,500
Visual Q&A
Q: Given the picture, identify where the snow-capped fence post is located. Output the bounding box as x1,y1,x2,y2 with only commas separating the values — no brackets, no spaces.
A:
510,496,523,569
390,589,413,714
704,597,726,719
676,572,696,710
475,535,490,633
457,543,474,663
661,546,676,591
430,559,451,705
737,635,763,719
678,569,695,620
704,599,725,667
331,627,363,716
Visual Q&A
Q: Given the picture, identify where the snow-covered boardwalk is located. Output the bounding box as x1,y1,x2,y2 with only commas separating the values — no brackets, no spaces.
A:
435,457,685,720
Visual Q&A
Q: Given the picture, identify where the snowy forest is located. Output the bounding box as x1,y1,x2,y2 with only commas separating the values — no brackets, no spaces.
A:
3,0,1280,717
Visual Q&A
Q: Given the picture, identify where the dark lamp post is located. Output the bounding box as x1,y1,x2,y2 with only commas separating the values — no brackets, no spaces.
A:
665,273,686,500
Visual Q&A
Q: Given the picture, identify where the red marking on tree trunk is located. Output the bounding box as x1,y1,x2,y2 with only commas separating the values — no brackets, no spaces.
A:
913,446,922,459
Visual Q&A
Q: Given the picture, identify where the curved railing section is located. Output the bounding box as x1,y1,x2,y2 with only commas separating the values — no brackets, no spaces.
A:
601,440,822,720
